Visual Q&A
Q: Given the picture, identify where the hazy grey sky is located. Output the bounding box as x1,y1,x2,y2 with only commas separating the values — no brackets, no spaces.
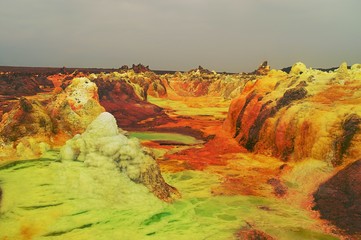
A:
0,0,360,72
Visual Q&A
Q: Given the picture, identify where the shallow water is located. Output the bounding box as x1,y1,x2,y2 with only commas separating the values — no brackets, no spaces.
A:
129,132,203,145
0,156,338,240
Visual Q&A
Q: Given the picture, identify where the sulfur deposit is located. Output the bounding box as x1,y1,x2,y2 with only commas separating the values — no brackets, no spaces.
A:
224,62,361,166
60,112,180,202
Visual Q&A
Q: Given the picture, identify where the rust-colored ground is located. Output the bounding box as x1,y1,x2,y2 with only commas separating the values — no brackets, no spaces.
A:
139,97,287,199
138,96,342,238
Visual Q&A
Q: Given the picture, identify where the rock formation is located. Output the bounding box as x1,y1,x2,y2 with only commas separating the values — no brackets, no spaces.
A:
224,62,361,165
119,65,129,71
47,69,172,129
0,72,53,96
60,112,180,202
0,72,172,159
0,97,53,159
188,65,214,75
0,77,105,159
118,64,151,73
252,61,270,75
48,77,105,135
93,72,169,128
313,159,361,234
131,63,151,73
0,97,53,143
127,71,168,99
162,70,247,99
289,62,307,75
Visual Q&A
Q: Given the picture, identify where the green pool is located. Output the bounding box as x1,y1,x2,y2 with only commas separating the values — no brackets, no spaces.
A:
129,132,203,145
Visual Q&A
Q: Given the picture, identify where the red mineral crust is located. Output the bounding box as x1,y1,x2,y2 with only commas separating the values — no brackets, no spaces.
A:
93,76,170,129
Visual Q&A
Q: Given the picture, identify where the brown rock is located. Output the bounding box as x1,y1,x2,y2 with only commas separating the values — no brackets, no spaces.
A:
313,159,361,234
119,65,129,71
267,178,287,197
333,114,361,166
1,72,54,95
188,65,213,74
138,158,181,202
131,63,150,73
253,61,270,75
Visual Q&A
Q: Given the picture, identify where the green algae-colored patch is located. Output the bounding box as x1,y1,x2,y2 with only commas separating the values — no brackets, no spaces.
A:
142,212,172,226
129,131,203,145
0,159,339,240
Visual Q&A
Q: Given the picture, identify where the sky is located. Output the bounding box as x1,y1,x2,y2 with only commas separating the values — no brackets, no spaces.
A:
0,0,360,72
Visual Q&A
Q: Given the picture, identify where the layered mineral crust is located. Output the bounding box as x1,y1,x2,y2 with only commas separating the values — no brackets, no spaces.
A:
224,62,361,166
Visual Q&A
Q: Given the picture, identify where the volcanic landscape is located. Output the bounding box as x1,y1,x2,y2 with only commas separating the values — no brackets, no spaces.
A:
0,62,361,240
